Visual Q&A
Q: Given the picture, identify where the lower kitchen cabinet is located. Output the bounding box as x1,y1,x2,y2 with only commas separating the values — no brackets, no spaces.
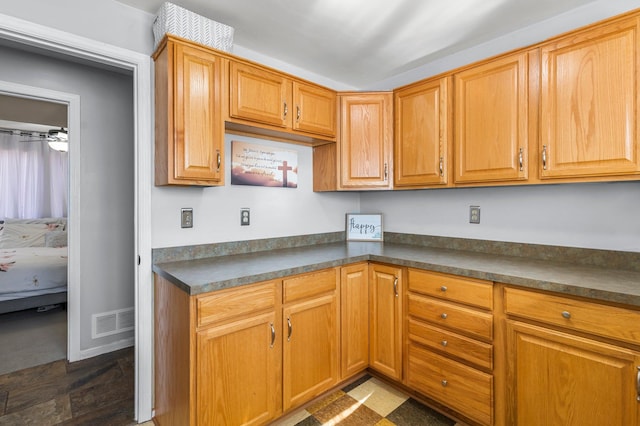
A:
503,286,640,426
369,263,403,380
282,268,340,411
340,262,370,379
405,269,495,425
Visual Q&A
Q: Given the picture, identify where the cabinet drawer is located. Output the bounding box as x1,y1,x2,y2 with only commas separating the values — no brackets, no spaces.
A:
408,319,493,370
407,344,493,426
408,269,493,310
283,268,337,303
197,281,278,328
504,287,640,346
408,294,493,341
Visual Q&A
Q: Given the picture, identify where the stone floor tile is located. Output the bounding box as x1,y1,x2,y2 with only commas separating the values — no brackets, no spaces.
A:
0,395,71,426
386,398,456,426
313,393,382,426
347,377,409,417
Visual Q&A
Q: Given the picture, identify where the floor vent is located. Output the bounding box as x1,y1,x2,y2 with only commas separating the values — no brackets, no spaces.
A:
92,307,135,339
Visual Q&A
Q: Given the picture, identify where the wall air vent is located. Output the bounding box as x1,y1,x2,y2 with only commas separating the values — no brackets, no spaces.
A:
92,307,135,339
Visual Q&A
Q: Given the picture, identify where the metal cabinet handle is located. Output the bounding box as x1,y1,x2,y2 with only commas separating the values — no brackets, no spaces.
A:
270,322,275,348
441,380,448,387
287,317,292,341
542,145,548,170
439,156,444,177
441,313,448,319
440,286,447,292
518,147,524,171
384,162,388,181
283,102,288,119
216,150,221,171
561,311,571,319
636,366,639,401
296,105,301,122
441,340,448,347
393,276,399,297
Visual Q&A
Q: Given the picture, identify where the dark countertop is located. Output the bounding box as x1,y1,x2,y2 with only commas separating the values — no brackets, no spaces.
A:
153,241,640,307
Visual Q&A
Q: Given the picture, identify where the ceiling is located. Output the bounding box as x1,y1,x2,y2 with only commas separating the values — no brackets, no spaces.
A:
116,0,600,87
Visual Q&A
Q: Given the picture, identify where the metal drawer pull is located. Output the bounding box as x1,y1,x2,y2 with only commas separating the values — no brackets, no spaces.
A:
287,317,292,341
542,145,548,170
216,150,221,171
283,102,288,119
636,366,639,401
296,105,301,121
439,156,444,177
561,311,571,319
441,380,448,387
393,276,399,297
270,323,275,348
441,313,448,319
518,147,524,171
440,286,447,292
441,340,448,347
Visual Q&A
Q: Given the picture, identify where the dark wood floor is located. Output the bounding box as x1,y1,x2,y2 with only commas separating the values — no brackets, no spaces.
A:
0,347,135,425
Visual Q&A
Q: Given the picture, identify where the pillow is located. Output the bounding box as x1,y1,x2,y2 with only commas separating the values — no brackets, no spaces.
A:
0,223,62,248
45,230,68,248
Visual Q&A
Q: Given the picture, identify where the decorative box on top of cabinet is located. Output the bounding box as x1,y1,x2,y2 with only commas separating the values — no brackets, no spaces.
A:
153,36,225,186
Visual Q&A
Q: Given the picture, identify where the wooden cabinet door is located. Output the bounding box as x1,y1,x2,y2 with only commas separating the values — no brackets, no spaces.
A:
283,293,339,411
340,263,369,379
293,81,336,137
197,311,281,426
339,92,393,189
395,76,451,187
540,16,640,179
229,61,291,128
454,52,529,183
369,263,403,380
506,320,640,426
155,40,224,185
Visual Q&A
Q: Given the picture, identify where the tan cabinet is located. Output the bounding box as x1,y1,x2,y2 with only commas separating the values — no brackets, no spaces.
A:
313,92,394,191
154,275,281,426
154,37,225,186
539,14,640,180
504,286,640,425
228,61,336,140
406,269,494,426
340,263,369,379
282,268,340,411
454,51,529,184
369,263,403,380
394,76,452,187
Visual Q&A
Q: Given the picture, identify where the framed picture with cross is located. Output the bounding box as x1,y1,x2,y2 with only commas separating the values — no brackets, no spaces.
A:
230,140,298,188
346,213,383,241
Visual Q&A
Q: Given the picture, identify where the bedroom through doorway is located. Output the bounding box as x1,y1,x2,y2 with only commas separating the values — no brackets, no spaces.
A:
0,93,69,375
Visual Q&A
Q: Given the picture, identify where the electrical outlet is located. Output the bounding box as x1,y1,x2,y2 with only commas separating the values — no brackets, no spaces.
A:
240,208,250,226
469,206,480,224
181,208,193,228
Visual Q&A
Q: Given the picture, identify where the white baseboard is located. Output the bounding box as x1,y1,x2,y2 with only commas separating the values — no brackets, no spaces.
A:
77,337,134,360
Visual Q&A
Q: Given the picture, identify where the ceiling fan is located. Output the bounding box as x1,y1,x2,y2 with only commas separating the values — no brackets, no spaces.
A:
19,127,68,152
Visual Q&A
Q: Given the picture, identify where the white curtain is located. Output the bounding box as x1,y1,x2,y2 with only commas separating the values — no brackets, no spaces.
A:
0,132,68,219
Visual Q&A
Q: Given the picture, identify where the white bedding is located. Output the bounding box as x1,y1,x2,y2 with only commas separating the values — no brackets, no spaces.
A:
0,247,67,301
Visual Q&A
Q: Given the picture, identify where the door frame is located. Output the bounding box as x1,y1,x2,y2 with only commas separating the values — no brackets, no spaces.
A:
0,13,154,422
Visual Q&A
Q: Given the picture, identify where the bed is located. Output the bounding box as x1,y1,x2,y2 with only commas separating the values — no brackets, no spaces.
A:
0,218,68,314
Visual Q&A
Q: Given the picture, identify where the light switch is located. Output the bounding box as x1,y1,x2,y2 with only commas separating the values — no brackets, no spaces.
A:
181,208,193,228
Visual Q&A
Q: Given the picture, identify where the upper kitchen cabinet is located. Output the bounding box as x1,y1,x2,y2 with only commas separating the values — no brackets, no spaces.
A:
154,36,225,186
454,51,530,184
394,76,452,188
313,92,393,191
539,14,640,180
227,60,337,142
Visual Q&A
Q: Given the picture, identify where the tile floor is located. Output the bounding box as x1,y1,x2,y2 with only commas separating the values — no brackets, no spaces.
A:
274,374,457,426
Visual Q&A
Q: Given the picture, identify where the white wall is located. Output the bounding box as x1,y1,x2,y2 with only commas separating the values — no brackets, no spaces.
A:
0,44,135,350
361,182,640,252
152,134,359,248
